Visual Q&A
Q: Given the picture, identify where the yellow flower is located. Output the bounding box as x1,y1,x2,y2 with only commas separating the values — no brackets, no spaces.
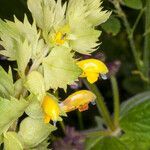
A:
77,59,108,84
60,90,96,112
51,24,70,45
42,95,61,123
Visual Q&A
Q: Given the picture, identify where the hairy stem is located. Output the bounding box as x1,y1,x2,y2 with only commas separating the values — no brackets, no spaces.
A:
110,76,120,127
77,111,84,130
83,79,115,131
112,0,141,71
144,1,150,82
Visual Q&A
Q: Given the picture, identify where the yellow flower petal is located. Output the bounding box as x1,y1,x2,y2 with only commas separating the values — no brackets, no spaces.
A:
60,90,96,112
77,59,108,83
44,114,51,124
42,95,60,123
86,72,99,84
54,32,66,45
77,59,108,74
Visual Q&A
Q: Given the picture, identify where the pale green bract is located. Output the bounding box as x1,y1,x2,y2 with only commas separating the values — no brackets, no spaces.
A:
43,46,82,90
18,117,56,148
0,67,14,99
85,0,111,26
0,0,111,148
4,132,23,150
28,0,110,54
0,16,40,77
0,97,29,135
25,71,46,101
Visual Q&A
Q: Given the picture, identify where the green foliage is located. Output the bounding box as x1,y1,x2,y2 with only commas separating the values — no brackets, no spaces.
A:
120,96,150,139
120,91,150,117
86,137,127,150
120,134,150,150
43,46,82,90
18,117,56,148
4,132,23,150
123,0,143,10
0,97,28,135
0,66,14,99
101,17,121,36
85,136,103,150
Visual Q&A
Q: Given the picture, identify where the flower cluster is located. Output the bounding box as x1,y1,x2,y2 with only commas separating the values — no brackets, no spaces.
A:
0,0,111,149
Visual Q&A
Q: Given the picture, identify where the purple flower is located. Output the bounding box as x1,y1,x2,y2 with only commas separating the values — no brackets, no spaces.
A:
53,126,85,150
107,60,121,77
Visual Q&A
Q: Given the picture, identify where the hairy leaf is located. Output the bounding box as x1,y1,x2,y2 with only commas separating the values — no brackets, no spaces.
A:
120,91,150,118
89,137,127,150
120,96,150,139
120,133,150,150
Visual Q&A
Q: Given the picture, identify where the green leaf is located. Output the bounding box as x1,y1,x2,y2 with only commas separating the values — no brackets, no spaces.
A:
4,132,23,150
120,91,150,118
120,133,150,150
18,117,56,148
120,96,150,139
85,136,103,150
89,137,128,150
101,17,121,36
0,66,14,99
123,0,143,9
25,71,45,101
43,46,82,90
0,97,28,135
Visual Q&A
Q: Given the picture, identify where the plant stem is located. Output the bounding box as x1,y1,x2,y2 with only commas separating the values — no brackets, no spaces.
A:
144,1,150,81
132,7,145,33
110,76,120,127
112,0,141,71
83,79,115,131
59,121,66,134
84,130,111,137
77,111,84,130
